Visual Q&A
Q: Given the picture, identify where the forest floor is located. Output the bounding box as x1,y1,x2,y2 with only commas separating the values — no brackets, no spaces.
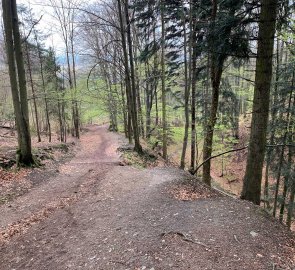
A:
0,125,295,270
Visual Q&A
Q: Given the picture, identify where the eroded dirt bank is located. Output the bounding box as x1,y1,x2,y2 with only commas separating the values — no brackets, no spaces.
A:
0,125,294,270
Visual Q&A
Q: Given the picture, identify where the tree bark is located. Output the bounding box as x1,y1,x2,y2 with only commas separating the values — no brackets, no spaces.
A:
161,0,167,160
202,0,224,186
2,0,34,166
36,41,51,143
202,61,223,186
241,0,278,205
276,73,294,220
117,0,132,143
264,39,282,208
190,19,197,172
124,0,142,152
180,6,190,169
25,42,41,143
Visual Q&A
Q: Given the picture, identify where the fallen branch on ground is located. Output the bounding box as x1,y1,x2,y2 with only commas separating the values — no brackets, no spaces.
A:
193,146,248,175
160,231,212,250
193,143,295,175
233,234,240,243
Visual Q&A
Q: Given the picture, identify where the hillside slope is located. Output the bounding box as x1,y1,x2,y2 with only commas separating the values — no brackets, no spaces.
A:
0,126,294,270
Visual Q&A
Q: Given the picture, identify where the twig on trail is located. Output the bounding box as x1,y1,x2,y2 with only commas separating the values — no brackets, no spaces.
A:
212,186,236,199
182,236,211,249
160,231,212,250
233,234,240,243
109,260,128,266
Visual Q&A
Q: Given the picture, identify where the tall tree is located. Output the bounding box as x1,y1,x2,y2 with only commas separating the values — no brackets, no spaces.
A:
117,0,142,153
124,0,142,153
24,40,41,143
201,0,252,185
160,0,167,160
180,4,190,169
190,3,197,172
34,34,52,142
2,0,35,165
50,0,80,139
241,0,278,205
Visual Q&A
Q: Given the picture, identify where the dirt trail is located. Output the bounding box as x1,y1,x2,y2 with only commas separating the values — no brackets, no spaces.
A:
0,125,120,230
0,125,294,270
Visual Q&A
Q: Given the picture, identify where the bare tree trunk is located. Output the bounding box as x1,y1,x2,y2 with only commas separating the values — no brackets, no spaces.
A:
57,99,64,142
118,0,133,143
2,0,34,165
202,0,224,186
136,84,145,138
160,0,167,160
180,7,190,169
119,63,128,138
286,94,295,228
155,89,159,126
117,0,142,151
190,19,197,172
264,39,282,208
124,0,142,152
241,0,278,205
51,0,79,139
36,40,51,142
275,73,294,219
145,62,152,138
287,179,295,229
202,62,223,186
70,33,80,139
25,42,41,142
203,54,210,130
286,148,295,228
58,60,66,142
153,27,159,127
279,147,293,223
132,31,145,138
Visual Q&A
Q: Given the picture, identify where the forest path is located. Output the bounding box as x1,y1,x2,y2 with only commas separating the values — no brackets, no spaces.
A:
0,126,294,270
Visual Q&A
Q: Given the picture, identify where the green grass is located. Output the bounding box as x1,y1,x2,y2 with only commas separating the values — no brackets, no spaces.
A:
170,126,185,143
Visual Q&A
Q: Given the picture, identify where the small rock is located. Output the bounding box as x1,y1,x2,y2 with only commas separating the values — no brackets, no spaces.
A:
250,231,258,237
257,253,263,258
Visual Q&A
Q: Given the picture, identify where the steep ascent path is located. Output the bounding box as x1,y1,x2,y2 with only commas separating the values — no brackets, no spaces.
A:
0,125,294,269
